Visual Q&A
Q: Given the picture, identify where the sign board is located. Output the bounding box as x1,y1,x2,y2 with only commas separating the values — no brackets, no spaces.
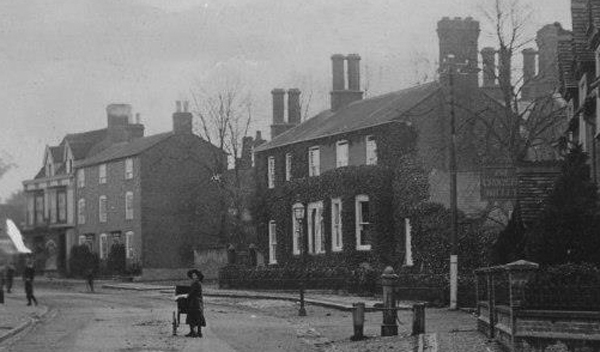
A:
480,166,518,200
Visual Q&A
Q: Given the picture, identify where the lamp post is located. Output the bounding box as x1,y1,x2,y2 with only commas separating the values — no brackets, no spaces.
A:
292,199,306,316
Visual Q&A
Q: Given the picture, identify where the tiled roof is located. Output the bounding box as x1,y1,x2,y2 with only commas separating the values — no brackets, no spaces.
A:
256,82,441,152
64,129,107,160
76,132,173,168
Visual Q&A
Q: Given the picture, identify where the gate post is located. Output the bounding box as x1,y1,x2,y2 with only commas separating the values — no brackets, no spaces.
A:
380,266,399,336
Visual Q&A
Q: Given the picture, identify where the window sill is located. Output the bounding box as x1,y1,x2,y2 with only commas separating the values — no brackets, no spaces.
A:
356,246,372,251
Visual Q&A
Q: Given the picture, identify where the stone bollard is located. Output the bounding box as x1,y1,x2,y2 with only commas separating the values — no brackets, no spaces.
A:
412,303,426,335
381,266,399,336
351,302,365,340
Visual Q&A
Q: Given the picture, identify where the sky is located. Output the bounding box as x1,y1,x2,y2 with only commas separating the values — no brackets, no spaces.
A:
0,0,570,200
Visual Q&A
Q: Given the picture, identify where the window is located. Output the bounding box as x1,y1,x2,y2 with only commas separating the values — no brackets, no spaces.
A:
99,195,107,223
66,159,73,174
100,233,108,259
49,191,57,223
125,192,134,220
125,158,134,179
267,156,275,189
285,153,292,181
307,201,325,254
78,198,86,224
292,210,300,255
579,74,588,108
336,140,349,168
579,114,588,153
27,194,34,226
268,221,277,264
99,164,107,184
355,195,371,250
308,146,320,176
125,231,134,259
35,192,44,224
366,136,377,165
77,169,85,188
57,189,67,223
78,235,87,246
404,218,413,266
331,198,343,252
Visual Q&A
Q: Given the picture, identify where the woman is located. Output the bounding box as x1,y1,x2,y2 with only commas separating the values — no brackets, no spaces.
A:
184,269,205,337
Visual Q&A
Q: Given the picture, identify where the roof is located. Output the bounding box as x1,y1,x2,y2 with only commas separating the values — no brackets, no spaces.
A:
76,132,173,168
256,82,441,152
64,129,107,160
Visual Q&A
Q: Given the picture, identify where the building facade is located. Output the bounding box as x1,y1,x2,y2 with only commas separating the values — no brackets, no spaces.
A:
23,102,225,278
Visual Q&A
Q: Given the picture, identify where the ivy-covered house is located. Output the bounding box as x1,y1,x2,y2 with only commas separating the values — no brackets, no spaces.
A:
253,17,565,274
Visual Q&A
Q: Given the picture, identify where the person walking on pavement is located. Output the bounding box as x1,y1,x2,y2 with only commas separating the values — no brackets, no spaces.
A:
23,259,37,306
180,269,206,338
6,262,15,293
86,267,95,293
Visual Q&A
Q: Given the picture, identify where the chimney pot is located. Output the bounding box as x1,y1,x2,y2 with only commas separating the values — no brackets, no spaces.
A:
346,54,361,91
255,130,262,141
331,54,346,91
176,101,182,113
183,101,189,113
271,88,285,125
173,103,193,134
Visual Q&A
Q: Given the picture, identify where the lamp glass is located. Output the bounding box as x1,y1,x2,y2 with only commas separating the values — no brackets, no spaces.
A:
292,202,305,220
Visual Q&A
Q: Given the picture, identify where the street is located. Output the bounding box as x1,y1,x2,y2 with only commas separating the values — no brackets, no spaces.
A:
0,284,332,352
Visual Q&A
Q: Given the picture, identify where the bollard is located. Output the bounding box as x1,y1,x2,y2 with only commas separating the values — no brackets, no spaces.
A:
412,303,426,335
351,302,365,340
172,311,178,336
381,266,399,336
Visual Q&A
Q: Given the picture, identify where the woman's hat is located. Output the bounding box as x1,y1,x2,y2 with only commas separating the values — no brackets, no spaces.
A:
187,269,204,281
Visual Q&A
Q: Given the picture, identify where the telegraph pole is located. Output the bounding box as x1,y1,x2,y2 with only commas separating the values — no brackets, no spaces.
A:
446,56,459,310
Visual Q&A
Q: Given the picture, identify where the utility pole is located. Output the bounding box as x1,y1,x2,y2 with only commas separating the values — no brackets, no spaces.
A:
446,56,459,310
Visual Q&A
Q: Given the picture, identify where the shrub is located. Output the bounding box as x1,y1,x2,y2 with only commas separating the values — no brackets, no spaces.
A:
69,245,99,278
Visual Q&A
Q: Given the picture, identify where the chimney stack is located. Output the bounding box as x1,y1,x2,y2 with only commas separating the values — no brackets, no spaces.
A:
346,54,361,91
330,54,364,111
331,54,345,91
481,47,497,87
271,89,285,125
106,104,132,144
287,88,301,125
172,100,193,134
437,17,480,89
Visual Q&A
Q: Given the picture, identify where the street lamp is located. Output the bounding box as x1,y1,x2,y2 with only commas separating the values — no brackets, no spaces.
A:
292,199,306,316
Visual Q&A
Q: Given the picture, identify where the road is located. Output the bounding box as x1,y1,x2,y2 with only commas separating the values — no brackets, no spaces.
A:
0,285,321,352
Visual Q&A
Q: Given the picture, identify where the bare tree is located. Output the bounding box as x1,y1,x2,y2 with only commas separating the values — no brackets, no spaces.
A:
460,0,568,164
190,76,254,246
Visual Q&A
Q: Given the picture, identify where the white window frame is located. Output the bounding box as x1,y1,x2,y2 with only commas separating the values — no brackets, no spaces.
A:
404,218,413,266
78,198,86,224
307,201,324,254
77,169,85,188
355,195,372,251
125,231,134,259
292,211,300,255
579,74,588,108
308,146,320,176
66,159,73,174
366,135,377,165
100,233,108,259
99,164,107,184
125,158,134,179
99,195,107,223
285,153,292,181
336,140,349,168
331,198,343,252
267,156,275,189
125,191,134,220
268,221,277,264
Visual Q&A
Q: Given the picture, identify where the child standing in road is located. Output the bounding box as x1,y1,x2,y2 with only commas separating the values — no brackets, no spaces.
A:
23,260,37,306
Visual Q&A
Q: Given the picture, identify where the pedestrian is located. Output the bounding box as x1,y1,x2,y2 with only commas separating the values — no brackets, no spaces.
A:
23,259,37,306
0,263,5,304
86,268,95,293
183,269,206,337
6,262,15,293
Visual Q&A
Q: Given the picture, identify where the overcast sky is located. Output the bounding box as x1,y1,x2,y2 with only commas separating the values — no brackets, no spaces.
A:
0,0,570,200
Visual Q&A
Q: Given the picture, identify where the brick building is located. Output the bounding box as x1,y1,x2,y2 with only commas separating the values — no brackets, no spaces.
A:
253,17,565,270
23,102,225,278
558,0,600,185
